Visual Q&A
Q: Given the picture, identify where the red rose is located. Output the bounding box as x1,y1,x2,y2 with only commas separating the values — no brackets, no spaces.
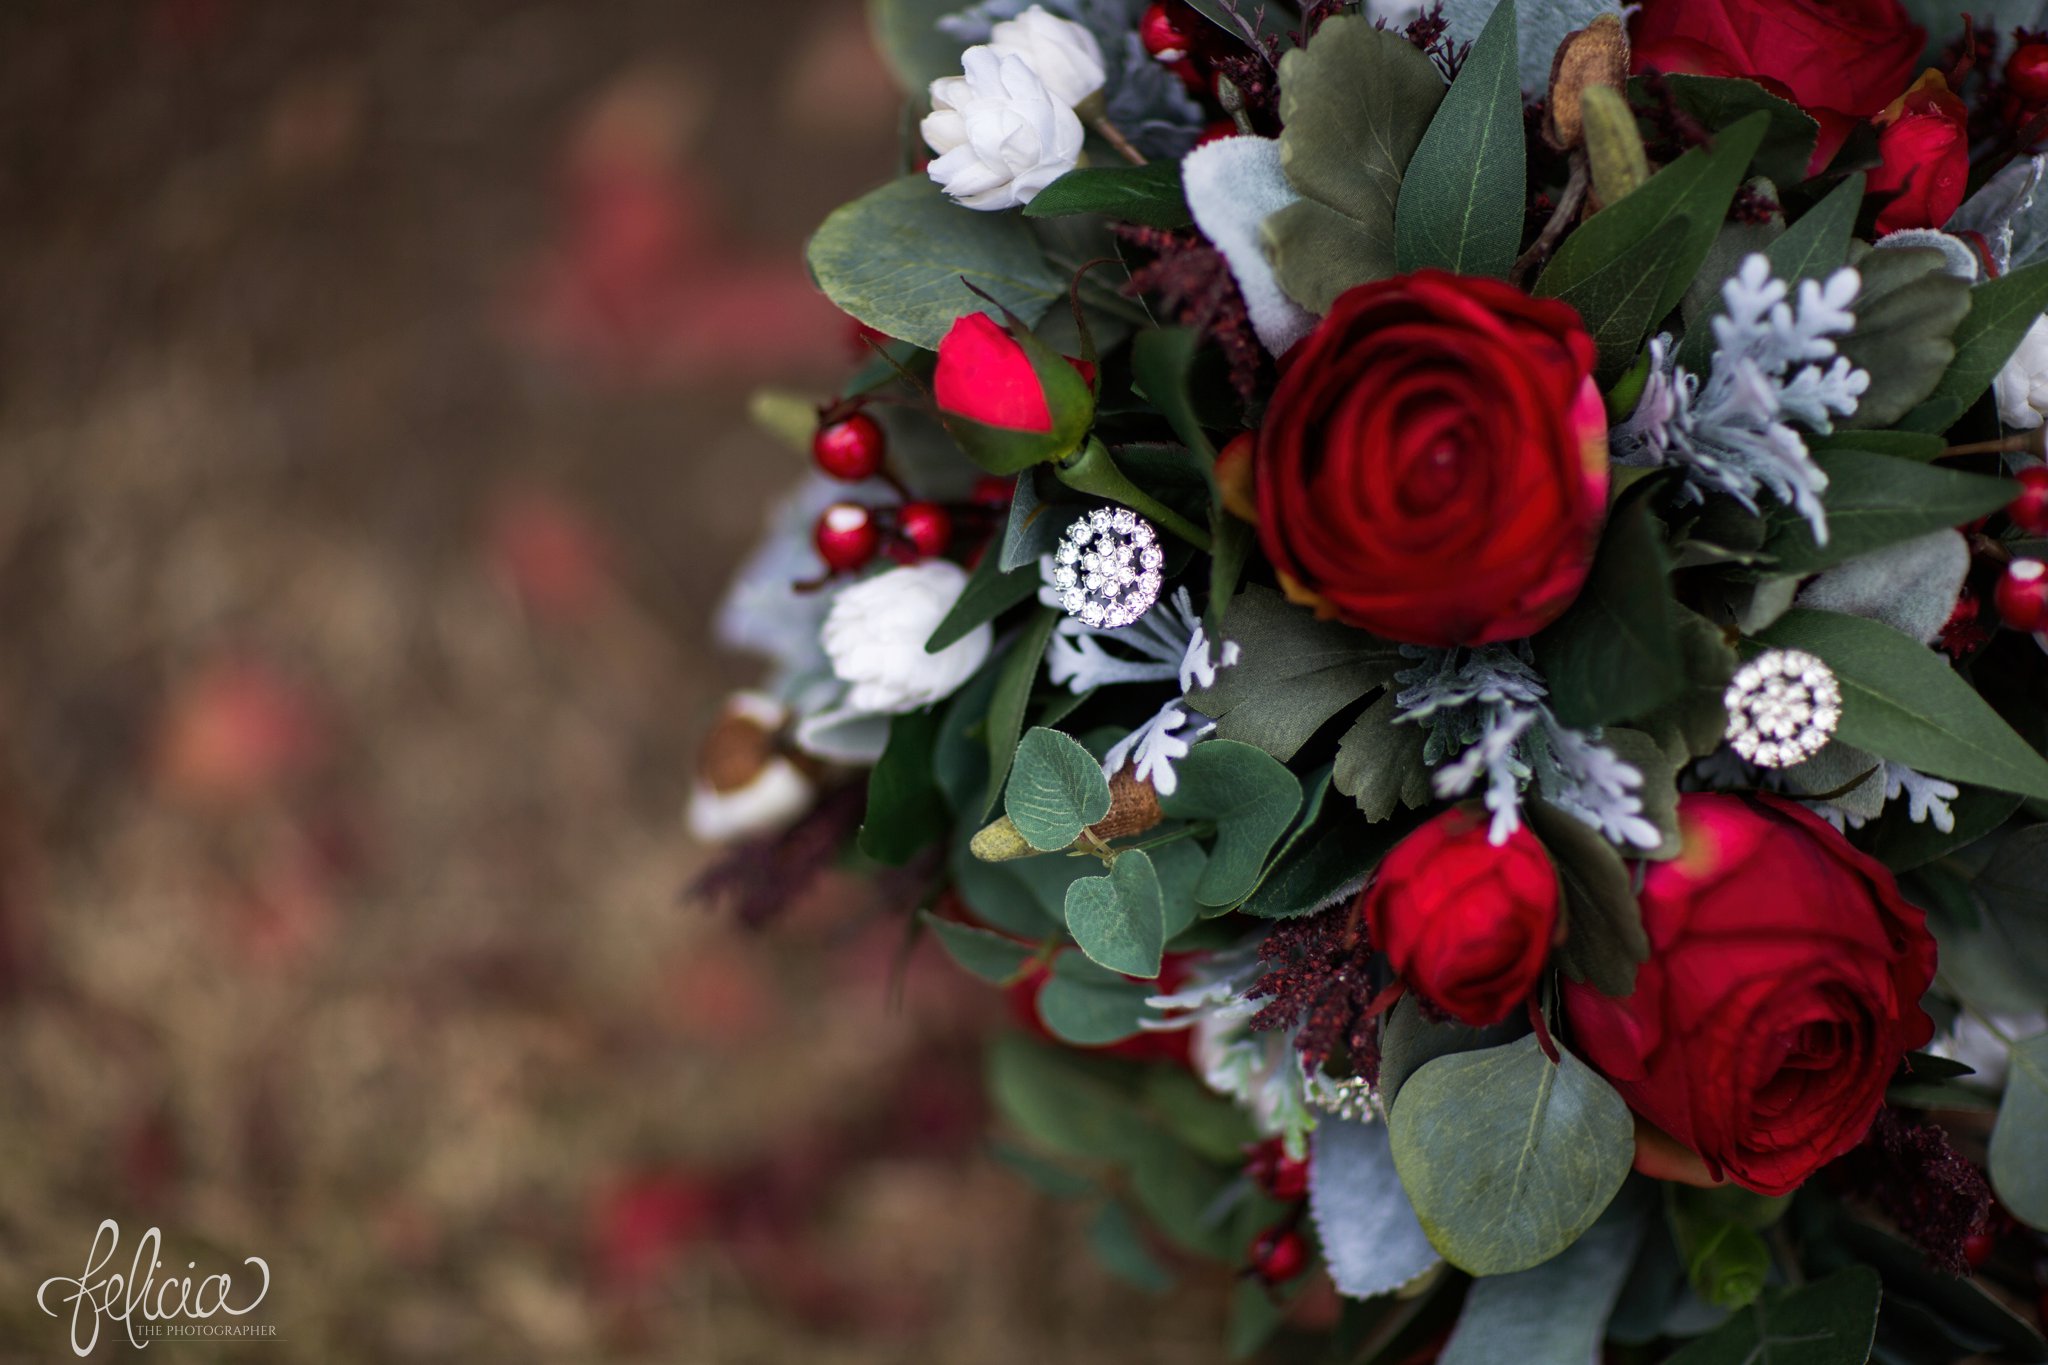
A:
1364,809,1559,1027
1561,795,1938,1197
1631,0,1925,173
1869,73,1971,235
1254,271,1608,647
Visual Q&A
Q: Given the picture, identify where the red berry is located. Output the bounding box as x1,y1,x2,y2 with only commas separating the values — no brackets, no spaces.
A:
2010,43,2048,103
1195,118,1239,147
814,502,880,573
812,412,887,482
1139,3,1190,60
969,475,1015,509
1997,557,2048,632
1244,1137,1311,1203
2012,466,2048,535
1962,1227,1999,1269
898,502,954,559
1247,1226,1309,1285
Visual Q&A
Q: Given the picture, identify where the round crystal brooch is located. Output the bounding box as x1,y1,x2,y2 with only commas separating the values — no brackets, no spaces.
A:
1052,507,1163,629
1723,648,1842,768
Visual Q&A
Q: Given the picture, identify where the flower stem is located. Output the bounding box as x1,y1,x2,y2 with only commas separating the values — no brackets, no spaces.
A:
1512,150,1590,287
1088,114,1149,167
1942,430,2047,459
1055,438,1213,552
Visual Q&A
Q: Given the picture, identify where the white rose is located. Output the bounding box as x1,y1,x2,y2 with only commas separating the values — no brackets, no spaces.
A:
1994,314,2048,430
818,560,991,714
987,6,1106,109
923,47,1084,211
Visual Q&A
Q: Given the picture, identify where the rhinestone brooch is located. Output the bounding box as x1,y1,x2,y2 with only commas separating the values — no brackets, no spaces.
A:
1052,507,1164,629
1724,648,1842,768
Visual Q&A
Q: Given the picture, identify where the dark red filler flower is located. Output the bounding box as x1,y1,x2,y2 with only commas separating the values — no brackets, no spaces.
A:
1630,0,1924,173
1364,809,1558,1027
1562,795,1938,1197
1254,271,1609,647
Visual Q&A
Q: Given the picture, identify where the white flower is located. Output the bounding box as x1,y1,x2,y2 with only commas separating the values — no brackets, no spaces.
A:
986,6,1105,109
1994,314,2048,431
923,47,1084,211
818,560,991,713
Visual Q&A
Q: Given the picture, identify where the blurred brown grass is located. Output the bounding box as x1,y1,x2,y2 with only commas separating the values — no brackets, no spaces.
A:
0,1,1237,1359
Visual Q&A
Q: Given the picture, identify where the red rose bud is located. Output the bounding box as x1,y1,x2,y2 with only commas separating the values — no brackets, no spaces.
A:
1255,271,1609,646
1562,795,1937,1197
1364,809,1560,1027
1630,0,1924,173
2010,466,2048,535
1869,72,1970,235
933,312,1097,473
1996,558,2048,631
2010,43,2048,103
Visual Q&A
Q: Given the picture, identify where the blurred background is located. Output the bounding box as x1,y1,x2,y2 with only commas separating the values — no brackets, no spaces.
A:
0,1,1240,1358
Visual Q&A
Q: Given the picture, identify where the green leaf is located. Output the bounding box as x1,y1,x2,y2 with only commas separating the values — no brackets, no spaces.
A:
1990,1034,2048,1231
1602,726,1682,858
1541,211,1693,380
987,1035,1154,1166
1263,16,1447,312
1127,1131,1240,1259
1866,786,2020,873
1534,495,1683,728
1086,1201,1175,1293
1646,75,1819,188
1755,609,2048,801
1758,450,2018,575
928,545,1044,652
1024,162,1191,228
1633,607,1739,765
981,607,1060,817
807,175,1067,351
1674,173,1862,376
1129,327,1219,463
1038,950,1156,1042
1141,1067,1259,1163
1378,993,1519,1113
867,0,968,93
1527,798,1648,999
1836,244,1972,428
1334,690,1434,822
1903,257,2048,433
1537,112,1769,326
1158,741,1304,906
1064,850,1166,979
1926,827,2048,1015
1668,1186,1779,1311
1239,803,1410,919
1664,1266,1882,1365
920,912,1035,984
1807,427,1948,461
1006,726,1114,851
1188,584,1405,762
860,710,949,865
1394,0,1524,278
1388,1034,1635,1276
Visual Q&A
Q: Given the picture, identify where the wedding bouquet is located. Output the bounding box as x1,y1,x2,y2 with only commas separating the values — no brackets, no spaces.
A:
695,0,2048,1358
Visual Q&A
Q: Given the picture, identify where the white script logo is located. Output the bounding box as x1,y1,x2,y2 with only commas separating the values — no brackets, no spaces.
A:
37,1220,271,1355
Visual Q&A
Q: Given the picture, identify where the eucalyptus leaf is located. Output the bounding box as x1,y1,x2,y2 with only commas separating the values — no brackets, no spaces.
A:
1086,1201,1175,1293
1038,950,1157,1042
1755,610,2048,801
808,176,1067,350
1988,1036,2046,1229
1379,994,1522,1113
921,911,1035,984
1388,1035,1635,1275
1158,741,1304,906
982,608,1060,817
868,0,969,94
1064,849,1166,979
1664,1266,1882,1365
1395,0,1524,279
1007,725,1114,850
988,1035,1154,1166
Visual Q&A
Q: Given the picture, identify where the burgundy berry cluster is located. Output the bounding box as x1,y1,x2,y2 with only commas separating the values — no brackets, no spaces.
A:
1242,1137,1312,1288
807,403,1011,576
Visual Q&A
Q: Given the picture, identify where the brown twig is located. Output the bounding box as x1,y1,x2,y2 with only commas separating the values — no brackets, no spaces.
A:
1512,150,1590,287
1088,113,1148,166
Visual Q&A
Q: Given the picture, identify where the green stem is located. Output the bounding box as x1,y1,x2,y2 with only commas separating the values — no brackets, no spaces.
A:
1055,438,1213,552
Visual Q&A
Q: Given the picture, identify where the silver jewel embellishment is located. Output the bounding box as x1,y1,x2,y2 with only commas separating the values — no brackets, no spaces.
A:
1054,507,1163,629
1724,647,1842,768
